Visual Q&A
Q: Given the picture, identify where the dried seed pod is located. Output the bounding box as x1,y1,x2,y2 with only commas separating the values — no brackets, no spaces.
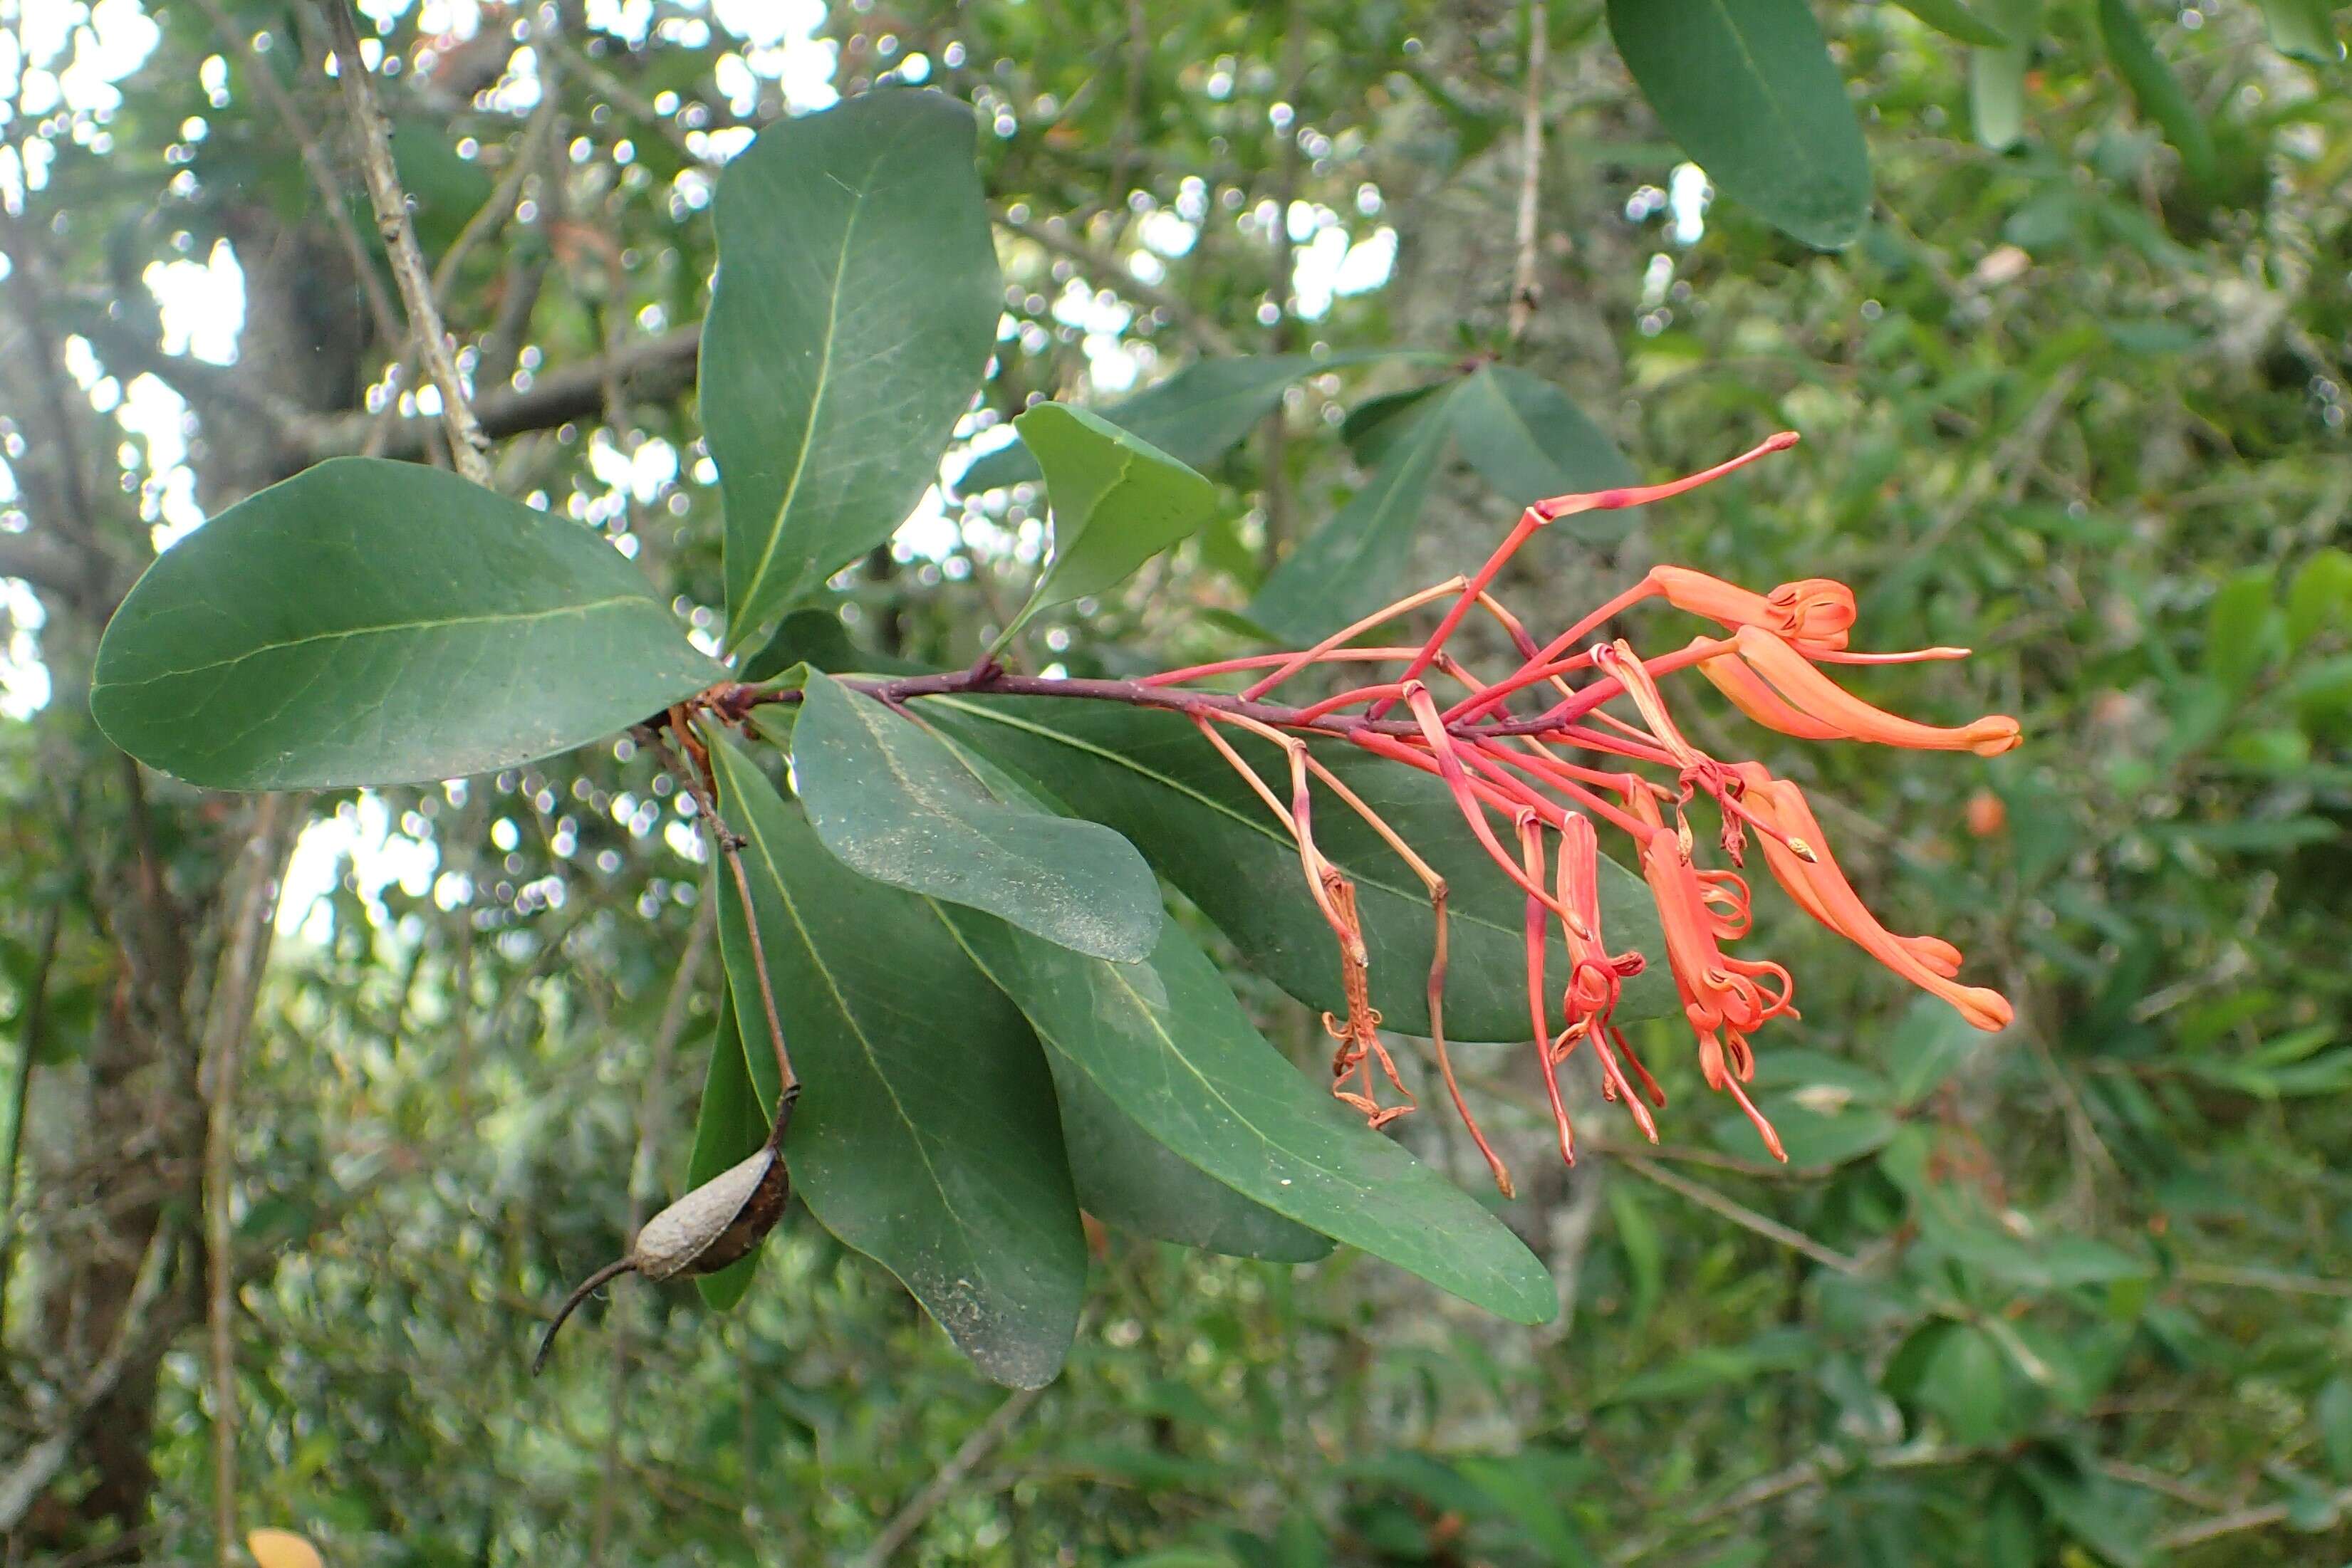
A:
531,1136,792,1374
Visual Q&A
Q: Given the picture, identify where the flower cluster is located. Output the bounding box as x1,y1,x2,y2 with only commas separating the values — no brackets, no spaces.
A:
1148,434,2018,1192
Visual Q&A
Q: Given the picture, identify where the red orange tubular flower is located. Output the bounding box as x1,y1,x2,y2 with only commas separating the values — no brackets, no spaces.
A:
1130,431,2016,1183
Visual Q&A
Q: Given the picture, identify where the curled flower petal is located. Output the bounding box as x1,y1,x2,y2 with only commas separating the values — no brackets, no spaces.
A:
1650,567,1856,652
1732,626,2023,756
1766,578,1858,649
1733,763,2014,1032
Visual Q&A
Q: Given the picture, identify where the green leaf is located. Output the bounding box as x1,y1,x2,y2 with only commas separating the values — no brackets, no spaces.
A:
2257,0,2343,63
1606,0,1873,249
2317,1375,2352,1478
1053,1057,1334,1262
706,731,1086,1387
1342,381,1456,467
1887,996,1985,1107
2097,0,2219,191
1890,0,2012,46
90,458,723,790
744,609,927,684
1447,366,1641,530
1606,1183,1664,1322
387,121,496,259
2205,565,2282,691
2287,548,2352,649
1916,1324,2014,1444
926,742,1335,1264
1708,1047,1897,1164
921,694,1676,1040
1250,390,1452,643
1603,1329,1814,1404
705,92,1001,648
955,353,1386,492
1012,402,1221,617
1710,1097,1898,1168
1969,0,2043,150
686,981,767,1311
2017,1455,2154,1568
933,903,1559,1325
791,672,1163,961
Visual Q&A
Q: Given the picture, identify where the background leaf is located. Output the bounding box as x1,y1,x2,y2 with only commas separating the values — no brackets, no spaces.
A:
791,672,1163,961
954,353,1393,492
2097,0,2219,190
707,728,1087,1388
2257,0,2343,63
1606,0,1873,249
1014,402,1221,614
1447,365,1641,530
704,91,1001,646
1250,390,1452,642
90,458,722,789
1969,0,2044,151
1890,0,2012,46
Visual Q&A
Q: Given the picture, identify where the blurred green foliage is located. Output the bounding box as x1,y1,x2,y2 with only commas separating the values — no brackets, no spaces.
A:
4,1,2350,1565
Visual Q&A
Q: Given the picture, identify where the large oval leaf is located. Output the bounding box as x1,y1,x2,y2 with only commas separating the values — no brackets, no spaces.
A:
791,671,1164,961
922,694,1677,1040
935,904,1558,1324
705,91,1001,649
90,458,722,789
917,737,1333,1264
707,729,1087,1388
1606,0,1873,250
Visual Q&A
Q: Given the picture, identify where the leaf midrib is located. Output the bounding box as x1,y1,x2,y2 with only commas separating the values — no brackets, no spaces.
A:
728,762,987,1263
734,112,928,624
95,595,659,691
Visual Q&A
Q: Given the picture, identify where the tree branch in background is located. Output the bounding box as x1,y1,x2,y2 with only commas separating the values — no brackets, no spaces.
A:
1614,1149,1864,1275
0,904,63,1342
1507,0,1549,340
317,0,493,484
1256,0,1307,572
850,1386,1046,1568
995,209,1240,358
0,532,100,606
0,1230,175,1530
591,904,713,1567
198,793,302,1568
189,0,404,352
314,326,703,460
365,95,561,458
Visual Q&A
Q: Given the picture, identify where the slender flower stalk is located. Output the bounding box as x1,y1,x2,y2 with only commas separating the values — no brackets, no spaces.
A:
725,433,2019,1179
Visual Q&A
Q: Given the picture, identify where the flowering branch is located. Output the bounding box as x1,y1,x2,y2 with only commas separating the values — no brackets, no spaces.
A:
704,432,2021,1195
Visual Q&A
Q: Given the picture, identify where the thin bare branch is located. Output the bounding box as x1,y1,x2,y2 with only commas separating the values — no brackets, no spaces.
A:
199,793,302,1568
1614,1149,1864,1275
189,0,404,350
1508,0,1549,339
0,904,63,1337
850,1386,1045,1568
317,0,493,483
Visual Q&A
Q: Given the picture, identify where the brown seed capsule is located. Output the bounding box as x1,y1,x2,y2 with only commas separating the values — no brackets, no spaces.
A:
532,1131,793,1374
